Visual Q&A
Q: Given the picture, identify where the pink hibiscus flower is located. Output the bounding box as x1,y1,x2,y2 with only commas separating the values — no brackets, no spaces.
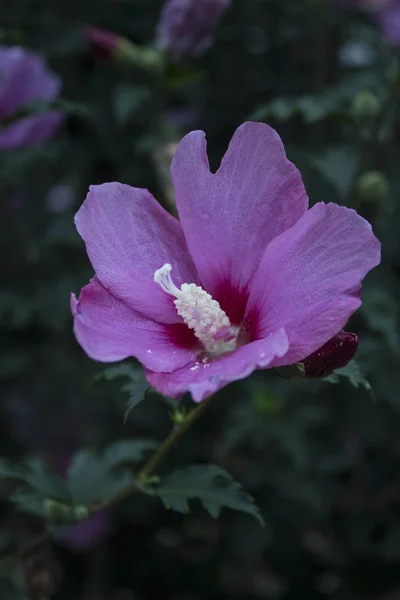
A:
71,122,380,402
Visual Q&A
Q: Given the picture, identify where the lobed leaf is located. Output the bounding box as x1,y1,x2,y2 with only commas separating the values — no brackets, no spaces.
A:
156,464,264,525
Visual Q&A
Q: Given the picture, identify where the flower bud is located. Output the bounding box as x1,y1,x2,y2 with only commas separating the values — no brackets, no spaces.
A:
356,170,389,202
43,498,74,521
351,90,380,120
85,27,119,61
73,504,90,521
156,0,231,62
85,27,163,72
301,330,359,378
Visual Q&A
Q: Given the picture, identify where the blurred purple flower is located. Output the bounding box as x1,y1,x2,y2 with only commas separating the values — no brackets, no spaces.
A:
344,0,400,45
61,510,112,552
302,330,359,378
0,46,63,151
375,1,400,45
156,0,231,61
71,122,380,403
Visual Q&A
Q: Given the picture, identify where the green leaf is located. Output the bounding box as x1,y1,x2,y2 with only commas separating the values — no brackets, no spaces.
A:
156,465,264,525
325,359,373,396
102,438,158,469
0,459,28,481
23,457,69,501
0,457,69,502
10,491,49,519
66,449,132,505
312,146,358,197
93,363,150,423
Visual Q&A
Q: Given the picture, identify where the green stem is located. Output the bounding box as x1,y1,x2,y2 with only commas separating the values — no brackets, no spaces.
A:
90,394,215,512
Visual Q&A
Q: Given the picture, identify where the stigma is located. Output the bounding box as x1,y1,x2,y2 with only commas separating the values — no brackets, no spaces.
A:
154,263,238,355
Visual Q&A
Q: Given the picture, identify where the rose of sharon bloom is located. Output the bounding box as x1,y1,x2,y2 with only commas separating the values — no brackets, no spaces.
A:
0,46,63,151
71,122,380,402
156,0,231,61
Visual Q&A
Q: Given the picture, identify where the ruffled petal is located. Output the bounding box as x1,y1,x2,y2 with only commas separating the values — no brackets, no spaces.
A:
0,112,63,150
245,202,381,365
171,122,308,321
75,182,199,324
71,277,199,371
146,328,289,402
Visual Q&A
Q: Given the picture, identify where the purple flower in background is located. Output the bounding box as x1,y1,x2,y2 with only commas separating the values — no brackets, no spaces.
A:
156,0,231,61
0,46,63,151
71,122,380,403
375,1,400,45
345,0,400,45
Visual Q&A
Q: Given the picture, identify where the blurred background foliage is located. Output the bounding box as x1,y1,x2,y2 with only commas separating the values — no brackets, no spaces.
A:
1,0,400,599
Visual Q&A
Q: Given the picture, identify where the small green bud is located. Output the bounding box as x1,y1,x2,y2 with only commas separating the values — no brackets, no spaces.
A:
116,40,164,72
73,505,90,521
356,170,389,202
170,406,187,424
43,498,73,521
253,391,282,415
351,91,380,120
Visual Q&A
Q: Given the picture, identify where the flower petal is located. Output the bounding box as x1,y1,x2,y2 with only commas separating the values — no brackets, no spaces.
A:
376,1,400,46
75,182,199,323
72,277,199,371
245,202,381,365
171,121,308,320
0,112,63,150
146,328,289,402
0,46,61,115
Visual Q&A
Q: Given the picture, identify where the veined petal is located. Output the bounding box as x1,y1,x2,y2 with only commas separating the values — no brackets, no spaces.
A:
72,277,199,371
171,121,308,321
245,202,381,365
75,182,199,324
146,328,289,402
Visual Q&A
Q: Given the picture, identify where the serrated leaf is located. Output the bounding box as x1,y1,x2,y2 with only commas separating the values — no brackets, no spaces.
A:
325,359,373,396
94,364,149,423
0,458,69,502
156,465,264,525
103,439,158,469
66,449,133,505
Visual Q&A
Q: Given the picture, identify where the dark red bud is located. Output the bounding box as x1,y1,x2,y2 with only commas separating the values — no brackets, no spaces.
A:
302,330,359,378
84,27,119,61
